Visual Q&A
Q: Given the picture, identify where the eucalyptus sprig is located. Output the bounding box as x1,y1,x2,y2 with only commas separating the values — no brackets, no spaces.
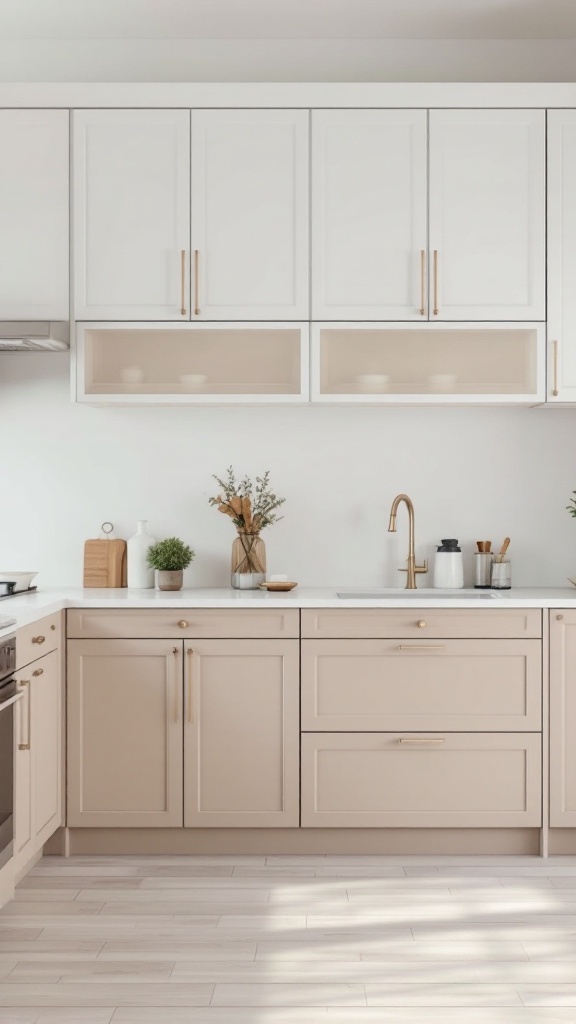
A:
209,466,285,533
568,491,576,518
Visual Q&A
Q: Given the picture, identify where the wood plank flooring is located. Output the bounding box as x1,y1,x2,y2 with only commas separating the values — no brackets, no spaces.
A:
3,856,576,1021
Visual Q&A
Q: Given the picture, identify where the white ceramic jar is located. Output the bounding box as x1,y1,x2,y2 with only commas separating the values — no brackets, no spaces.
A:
433,539,464,589
127,520,156,588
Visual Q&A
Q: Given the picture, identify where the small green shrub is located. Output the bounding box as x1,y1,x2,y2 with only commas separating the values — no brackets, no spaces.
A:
147,537,195,571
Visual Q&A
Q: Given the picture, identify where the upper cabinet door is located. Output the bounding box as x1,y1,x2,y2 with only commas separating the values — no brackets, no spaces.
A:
191,110,309,320
548,111,576,402
429,110,545,321
0,110,68,320
311,110,427,321
73,110,190,320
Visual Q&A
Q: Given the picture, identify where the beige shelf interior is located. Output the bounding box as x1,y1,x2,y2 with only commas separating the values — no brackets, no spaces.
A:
319,327,538,395
82,327,303,395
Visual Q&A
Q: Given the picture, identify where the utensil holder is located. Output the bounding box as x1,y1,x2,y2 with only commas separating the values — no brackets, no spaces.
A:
491,558,511,590
474,552,493,589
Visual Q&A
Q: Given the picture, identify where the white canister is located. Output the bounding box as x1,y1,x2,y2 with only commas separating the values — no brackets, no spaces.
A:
433,539,464,589
127,520,156,588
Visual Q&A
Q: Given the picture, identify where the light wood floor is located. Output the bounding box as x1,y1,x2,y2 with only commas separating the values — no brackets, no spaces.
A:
3,857,576,1021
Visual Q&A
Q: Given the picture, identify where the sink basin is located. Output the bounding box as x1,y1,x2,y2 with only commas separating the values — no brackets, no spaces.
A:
336,589,502,600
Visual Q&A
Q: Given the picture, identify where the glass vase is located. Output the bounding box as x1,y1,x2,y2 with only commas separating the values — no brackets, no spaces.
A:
231,531,266,589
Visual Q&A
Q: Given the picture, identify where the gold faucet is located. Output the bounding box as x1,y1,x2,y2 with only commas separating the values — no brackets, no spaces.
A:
388,493,428,590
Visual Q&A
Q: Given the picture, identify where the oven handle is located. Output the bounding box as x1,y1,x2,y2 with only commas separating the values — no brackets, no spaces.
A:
0,690,23,713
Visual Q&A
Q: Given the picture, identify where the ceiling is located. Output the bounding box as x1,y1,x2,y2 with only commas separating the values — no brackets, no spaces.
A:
0,0,575,41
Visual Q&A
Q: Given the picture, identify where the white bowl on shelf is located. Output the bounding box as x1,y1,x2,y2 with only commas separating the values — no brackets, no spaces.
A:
120,366,145,384
356,374,390,392
179,374,208,389
0,571,37,593
428,373,457,392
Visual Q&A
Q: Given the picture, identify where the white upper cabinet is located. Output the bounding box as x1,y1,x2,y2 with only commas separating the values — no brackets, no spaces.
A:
429,110,545,321
312,110,427,320
191,110,309,320
73,110,190,320
547,111,576,402
0,110,69,320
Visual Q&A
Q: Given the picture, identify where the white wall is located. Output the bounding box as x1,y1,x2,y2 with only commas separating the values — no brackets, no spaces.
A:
1,352,575,590
1,39,576,82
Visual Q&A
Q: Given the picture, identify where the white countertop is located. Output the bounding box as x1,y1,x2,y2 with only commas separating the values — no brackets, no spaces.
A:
1,585,576,637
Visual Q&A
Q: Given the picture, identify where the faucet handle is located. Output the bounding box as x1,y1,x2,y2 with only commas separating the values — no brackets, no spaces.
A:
415,559,428,575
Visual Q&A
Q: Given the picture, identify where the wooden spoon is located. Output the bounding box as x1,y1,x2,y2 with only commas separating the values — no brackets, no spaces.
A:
498,537,510,557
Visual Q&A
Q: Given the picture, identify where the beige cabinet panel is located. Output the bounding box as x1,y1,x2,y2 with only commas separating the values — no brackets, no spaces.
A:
184,640,299,827
301,732,542,828
302,639,542,732
67,640,183,827
550,611,576,825
67,608,299,640
302,608,541,640
17,613,61,670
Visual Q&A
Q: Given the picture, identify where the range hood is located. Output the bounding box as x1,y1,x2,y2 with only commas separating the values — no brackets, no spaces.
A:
0,321,69,351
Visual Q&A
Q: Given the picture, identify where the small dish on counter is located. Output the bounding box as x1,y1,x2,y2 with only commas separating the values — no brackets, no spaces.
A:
259,581,298,592
0,571,37,593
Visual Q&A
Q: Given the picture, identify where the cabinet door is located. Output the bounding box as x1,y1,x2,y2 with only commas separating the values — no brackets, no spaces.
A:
548,111,576,401
191,110,309,320
550,611,576,825
312,110,427,320
67,640,183,827
31,651,62,846
73,110,190,320
0,110,68,319
302,732,542,828
184,640,299,826
429,110,545,321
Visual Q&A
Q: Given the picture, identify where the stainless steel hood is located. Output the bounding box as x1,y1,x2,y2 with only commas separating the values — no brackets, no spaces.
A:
0,322,69,352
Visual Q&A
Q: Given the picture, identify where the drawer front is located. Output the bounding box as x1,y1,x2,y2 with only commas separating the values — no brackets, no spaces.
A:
302,608,542,640
67,608,299,640
301,732,542,828
17,613,61,669
301,639,542,732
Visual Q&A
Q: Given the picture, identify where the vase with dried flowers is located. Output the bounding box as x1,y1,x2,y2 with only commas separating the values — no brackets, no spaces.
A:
209,467,285,589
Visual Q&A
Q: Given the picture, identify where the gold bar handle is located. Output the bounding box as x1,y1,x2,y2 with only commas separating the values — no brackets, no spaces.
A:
552,339,559,397
397,645,446,650
399,737,445,744
32,635,45,645
433,250,439,316
180,250,187,316
32,668,43,677
187,648,194,723
194,250,200,317
18,680,30,750
172,647,180,723
420,250,426,316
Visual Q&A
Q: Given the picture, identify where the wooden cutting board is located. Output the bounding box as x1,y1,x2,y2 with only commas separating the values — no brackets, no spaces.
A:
83,539,127,588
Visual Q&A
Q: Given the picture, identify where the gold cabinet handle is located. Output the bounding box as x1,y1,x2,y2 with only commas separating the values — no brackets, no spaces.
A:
186,648,194,723
417,620,426,628
32,635,45,645
557,614,564,621
178,620,189,629
420,250,426,316
433,250,439,316
397,645,446,650
172,647,180,723
552,339,559,397
50,624,56,631
32,667,43,677
17,680,30,750
194,249,200,316
179,250,187,316
399,737,445,744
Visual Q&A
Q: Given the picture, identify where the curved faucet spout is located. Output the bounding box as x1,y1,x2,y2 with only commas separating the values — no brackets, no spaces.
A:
387,493,427,590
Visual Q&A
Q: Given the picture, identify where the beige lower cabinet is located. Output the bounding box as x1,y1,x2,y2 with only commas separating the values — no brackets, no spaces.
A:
184,640,300,827
550,610,576,825
14,649,62,871
302,639,542,732
67,639,184,827
301,733,542,828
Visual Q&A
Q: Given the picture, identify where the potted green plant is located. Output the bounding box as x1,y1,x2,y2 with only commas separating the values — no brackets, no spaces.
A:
147,537,195,592
209,467,285,589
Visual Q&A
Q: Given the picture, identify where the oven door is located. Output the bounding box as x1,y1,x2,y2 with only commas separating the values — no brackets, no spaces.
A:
0,693,15,868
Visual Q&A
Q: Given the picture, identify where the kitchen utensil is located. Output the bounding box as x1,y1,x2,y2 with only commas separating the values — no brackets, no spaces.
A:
259,581,298,592
83,523,127,589
0,572,38,593
498,537,511,557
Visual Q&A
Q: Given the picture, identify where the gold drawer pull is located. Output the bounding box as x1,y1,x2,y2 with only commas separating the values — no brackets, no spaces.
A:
557,614,564,621
50,624,56,631
172,647,180,723
399,737,445,744
177,620,189,629
417,620,426,628
18,680,31,750
32,668,43,677
397,644,446,650
187,648,194,723
32,635,45,645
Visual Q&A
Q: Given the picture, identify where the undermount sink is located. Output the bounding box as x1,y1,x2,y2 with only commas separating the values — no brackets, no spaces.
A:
336,589,502,600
